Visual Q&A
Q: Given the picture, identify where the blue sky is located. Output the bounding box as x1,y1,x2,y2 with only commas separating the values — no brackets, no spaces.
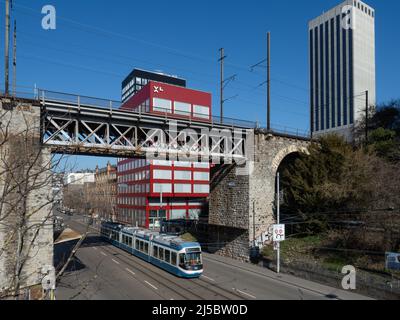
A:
1,0,399,170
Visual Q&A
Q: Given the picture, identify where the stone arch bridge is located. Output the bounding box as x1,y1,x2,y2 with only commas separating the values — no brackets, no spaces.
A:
207,130,310,261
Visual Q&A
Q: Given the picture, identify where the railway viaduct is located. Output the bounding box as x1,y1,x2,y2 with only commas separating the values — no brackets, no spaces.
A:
0,95,310,296
207,131,310,262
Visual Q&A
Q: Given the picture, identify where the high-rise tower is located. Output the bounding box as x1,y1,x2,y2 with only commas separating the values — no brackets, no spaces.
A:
309,0,376,141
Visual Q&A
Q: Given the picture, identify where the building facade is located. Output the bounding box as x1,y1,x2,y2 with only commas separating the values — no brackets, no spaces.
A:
64,172,95,186
93,162,117,221
309,0,376,141
121,80,212,121
122,68,186,104
117,159,209,229
117,69,212,229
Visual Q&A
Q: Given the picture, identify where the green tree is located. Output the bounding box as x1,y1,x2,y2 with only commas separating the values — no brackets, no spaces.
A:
281,135,352,233
368,127,400,162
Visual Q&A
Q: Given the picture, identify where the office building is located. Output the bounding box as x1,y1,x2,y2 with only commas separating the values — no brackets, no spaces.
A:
309,0,376,140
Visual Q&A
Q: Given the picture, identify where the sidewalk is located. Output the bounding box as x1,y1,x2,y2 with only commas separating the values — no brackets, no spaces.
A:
203,253,374,300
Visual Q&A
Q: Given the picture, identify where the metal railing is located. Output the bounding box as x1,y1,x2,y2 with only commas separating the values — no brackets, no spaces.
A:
31,89,309,138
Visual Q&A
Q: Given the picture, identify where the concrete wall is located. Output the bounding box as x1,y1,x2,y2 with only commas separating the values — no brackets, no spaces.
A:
0,99,53,298
209,131,309,261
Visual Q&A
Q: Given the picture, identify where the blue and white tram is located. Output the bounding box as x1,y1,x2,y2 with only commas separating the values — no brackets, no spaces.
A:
100,222,203,278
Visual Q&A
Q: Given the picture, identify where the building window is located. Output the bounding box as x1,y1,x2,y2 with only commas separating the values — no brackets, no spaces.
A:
174,101,191,116
193,172,209,181
349,28,354,125
174,161,191,168
189,209,201,220
194,184,209,194
153,183,172,193
336,15,342,127
342,26,348,126
174,184,192,194
193,105,210,119
320,23,324,131
193,162,209,169
153,98,172,113
310,28,314,133
325,20,330,130
174,170,191,181
153,170,172,180
170,209,187,220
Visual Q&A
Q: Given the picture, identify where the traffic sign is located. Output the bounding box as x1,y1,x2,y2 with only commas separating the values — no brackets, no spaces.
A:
273,224,285,242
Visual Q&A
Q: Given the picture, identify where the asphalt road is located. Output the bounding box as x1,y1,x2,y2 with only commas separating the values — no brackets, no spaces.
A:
55,214,372,300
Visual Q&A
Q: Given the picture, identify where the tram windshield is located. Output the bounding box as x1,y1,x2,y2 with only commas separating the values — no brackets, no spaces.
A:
179,250,203,271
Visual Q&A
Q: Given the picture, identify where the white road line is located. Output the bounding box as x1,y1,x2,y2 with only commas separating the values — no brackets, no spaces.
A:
145,281,158,290
100,251,107,257
125,268,136,276
202,275,215,282
234,288,257,299
93,247,98,251
112,259,120,265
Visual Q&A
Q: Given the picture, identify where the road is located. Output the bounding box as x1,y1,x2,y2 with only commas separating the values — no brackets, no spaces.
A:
55,214,372,300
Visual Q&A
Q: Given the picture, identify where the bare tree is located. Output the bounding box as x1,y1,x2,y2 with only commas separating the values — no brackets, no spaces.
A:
0,104,61,299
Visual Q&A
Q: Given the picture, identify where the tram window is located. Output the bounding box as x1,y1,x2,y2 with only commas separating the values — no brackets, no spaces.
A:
165,250,171,264
135,239,139,250
179,254,185,267
128,237,132,247
140,241,144,252
144,242,149,254
171,252,177,266
153,246,158,258
159,247,164,261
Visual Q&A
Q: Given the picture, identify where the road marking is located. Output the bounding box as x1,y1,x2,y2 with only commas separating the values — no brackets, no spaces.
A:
100,251,107,257
93,247,98,251
125,268,136,276
234,288,257,299
202,275,215,282
112,259,120,265
145,281,158,290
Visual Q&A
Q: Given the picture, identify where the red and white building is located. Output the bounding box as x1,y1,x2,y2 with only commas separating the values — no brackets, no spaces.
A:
121,80,211,122
117,71,212,229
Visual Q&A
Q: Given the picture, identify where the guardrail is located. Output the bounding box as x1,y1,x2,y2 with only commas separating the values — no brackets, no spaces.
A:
6,89,310,138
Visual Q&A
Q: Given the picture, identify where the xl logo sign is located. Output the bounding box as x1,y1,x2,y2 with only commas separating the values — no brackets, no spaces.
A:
153,86,164,93
41,5,56,30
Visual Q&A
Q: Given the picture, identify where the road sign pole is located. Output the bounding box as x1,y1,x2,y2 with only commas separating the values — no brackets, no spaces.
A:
277,172,280,274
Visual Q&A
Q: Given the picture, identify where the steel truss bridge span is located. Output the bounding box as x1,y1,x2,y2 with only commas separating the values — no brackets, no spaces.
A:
40,92,255,163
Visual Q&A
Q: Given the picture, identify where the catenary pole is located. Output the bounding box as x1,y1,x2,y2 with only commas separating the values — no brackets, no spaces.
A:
277,172,280,274
4,0,10,95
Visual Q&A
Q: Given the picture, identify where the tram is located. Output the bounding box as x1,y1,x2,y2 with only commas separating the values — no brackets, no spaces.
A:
100,222,203,278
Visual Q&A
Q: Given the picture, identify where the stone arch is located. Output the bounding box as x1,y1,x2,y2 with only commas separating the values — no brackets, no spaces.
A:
271,144,308,176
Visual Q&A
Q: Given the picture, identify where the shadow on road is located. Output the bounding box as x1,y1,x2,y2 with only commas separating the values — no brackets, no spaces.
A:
54,235,111,274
